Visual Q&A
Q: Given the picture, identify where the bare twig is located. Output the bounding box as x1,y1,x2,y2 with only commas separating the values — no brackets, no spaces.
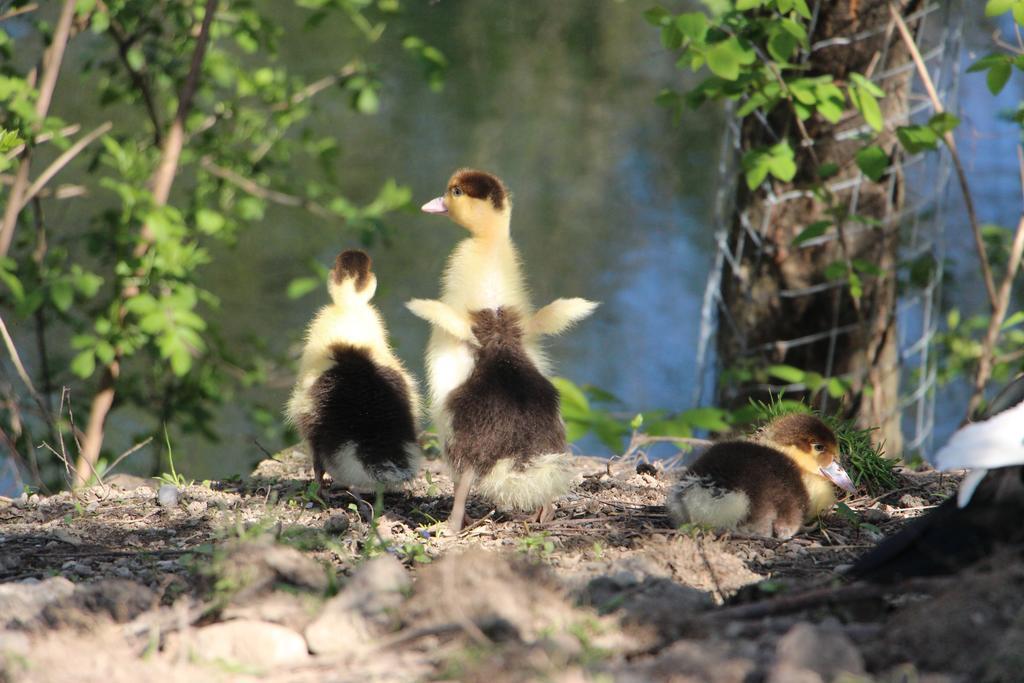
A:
0,0,77,258
0,313,56,435
17,122,112,212
104,10,164,145
103,436,155,478
0,4,38,22
199,156,334,218
889,2,998,311
271,64,359,112
965,148,1024,417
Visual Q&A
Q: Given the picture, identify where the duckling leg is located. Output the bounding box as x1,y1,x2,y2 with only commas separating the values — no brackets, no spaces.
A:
531,502,556,524
449,469,476,533
313,457,327,500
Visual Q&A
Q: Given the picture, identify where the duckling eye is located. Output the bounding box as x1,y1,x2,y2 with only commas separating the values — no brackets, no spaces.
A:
812,443,825,454
451,186,463,197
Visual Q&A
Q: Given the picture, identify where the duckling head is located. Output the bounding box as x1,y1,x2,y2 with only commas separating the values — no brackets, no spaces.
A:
758,413,856,493
328,249,377,305
421,168,510,238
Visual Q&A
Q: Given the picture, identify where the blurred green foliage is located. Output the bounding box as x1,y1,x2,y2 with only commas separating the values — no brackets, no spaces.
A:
0,0,445,486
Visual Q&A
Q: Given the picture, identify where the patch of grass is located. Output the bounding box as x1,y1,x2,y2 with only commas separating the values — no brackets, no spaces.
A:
749,395,900,495
517,531,555,558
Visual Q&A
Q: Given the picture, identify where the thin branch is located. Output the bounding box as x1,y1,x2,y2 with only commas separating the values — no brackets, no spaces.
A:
4,124,82,160
104,9,163,146
0,313,56,437
270,64,358,112
889,2,998,311
200,156,333,219
965,148,1024,417
0,4,38,23
103,435,154,478
16,122,112,212
0,0,77,258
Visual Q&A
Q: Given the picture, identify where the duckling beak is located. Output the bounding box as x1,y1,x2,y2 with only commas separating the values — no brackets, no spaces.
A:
421,196,448,215
820,460,857,493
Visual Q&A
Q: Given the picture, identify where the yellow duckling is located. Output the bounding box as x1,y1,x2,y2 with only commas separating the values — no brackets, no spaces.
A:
666,414,856,539
285,249,422,496
414,168,598,530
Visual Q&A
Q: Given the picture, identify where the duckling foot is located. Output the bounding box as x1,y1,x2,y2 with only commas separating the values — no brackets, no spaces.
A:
448,470,477,533
534,503,556,525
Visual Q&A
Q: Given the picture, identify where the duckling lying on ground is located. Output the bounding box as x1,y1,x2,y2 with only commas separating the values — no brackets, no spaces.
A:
848,374,1024,582
407,298,596,531
286,249,421,496
415,167,597,530
666,414,857,539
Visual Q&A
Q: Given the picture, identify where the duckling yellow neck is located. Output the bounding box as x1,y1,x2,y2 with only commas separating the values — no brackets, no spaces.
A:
772,442,838,518
463,209,511,241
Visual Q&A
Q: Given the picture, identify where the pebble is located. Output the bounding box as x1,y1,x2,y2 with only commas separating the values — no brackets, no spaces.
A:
186,500,207,516
189,619,309,668
324,514,350,536
860,508,888,523
157,484,180,508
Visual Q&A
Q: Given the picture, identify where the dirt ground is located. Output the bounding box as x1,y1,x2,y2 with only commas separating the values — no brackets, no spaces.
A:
1,447,1019,682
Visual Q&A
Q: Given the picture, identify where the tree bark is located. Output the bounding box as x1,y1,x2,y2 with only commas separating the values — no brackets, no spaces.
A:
717,0,926,453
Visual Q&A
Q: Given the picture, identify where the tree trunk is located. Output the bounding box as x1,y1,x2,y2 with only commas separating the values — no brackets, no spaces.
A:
716,0,926,454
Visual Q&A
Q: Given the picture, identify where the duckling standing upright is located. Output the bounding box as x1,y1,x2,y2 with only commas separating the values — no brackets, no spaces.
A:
413,168,598,530
286,249,421,495
667,414,856,538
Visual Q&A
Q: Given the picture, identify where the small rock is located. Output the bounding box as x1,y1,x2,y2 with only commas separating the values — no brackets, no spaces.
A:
11,493,30,509
304,555,410,655
157,484,180,508
324,514,350,536
768,622,865,683
860,508,888,523
186,500,207,515
105,473,157,491
0,577,75,628
189,619,309,668
899,493,926,508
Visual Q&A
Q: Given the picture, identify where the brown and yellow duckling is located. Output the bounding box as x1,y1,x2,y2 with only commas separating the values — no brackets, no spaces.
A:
666,414,856,539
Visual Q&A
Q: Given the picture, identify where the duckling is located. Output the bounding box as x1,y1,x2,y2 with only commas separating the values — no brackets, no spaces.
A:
285,249,421,495
666,414,856,539
406,297,597,531
848,375,1024,582
416,168,597,529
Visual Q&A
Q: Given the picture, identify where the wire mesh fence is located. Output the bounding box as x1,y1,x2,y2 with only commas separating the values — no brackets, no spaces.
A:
694,0,964,457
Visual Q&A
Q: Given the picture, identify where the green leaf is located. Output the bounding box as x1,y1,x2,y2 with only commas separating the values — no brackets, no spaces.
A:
741,149,771,189
766,142,796,182
71,350,96,379
676,12,708,42
851,86,883,132
985,0,1014,15
286,276,320,299
678,407,731,432
736,0,765,9
1001,310,1024,330
706,37,755,81
767,28,797,62
50,280,74,312
643,6,671,26
791,0,812,19
553,377,590,420
767,364,805,384
792,220,831,246
928,112,960,136
848,270,863,299
355,87,379,114
817,162,839,179
896,125,939,153
855,145,888,181
826,377,849,398
195,209,226,235
986,62,1012,95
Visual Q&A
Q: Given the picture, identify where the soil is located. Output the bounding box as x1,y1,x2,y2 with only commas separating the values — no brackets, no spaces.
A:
0,448,1015,682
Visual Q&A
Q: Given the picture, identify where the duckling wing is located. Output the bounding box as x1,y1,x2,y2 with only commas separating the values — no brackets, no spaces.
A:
405,299,474,342
527,298,599,337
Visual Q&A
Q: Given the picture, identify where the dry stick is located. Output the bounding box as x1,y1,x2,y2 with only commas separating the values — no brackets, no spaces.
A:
966,151,1024,418
889,2,998,311
200,156,334,219
0,0,76,258
0,313,57,438
102,435,155,478
0,3,38,22
75,0,220,486
17,122,112,212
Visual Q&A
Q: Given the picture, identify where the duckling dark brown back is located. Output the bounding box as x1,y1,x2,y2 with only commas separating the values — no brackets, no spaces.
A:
446,308,565,479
